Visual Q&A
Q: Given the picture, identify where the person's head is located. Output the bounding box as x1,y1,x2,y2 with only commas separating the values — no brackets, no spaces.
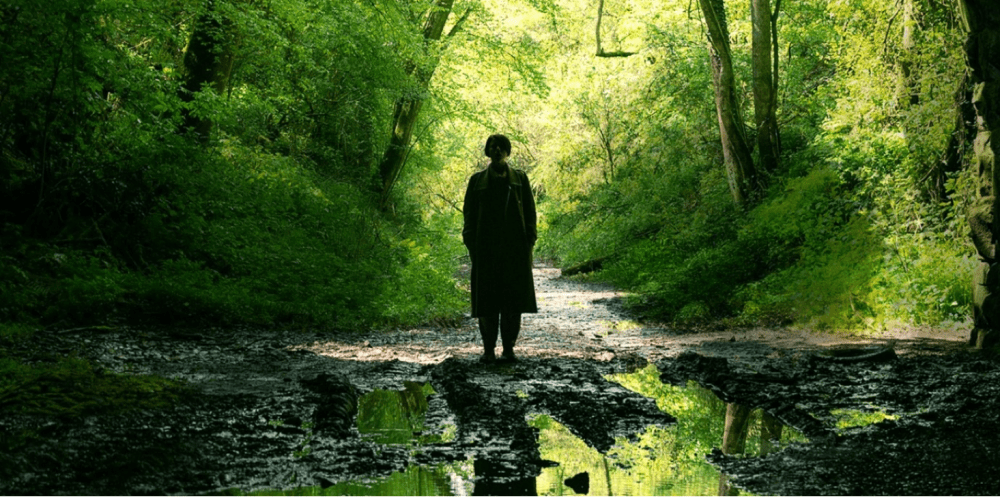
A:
484,134,512,163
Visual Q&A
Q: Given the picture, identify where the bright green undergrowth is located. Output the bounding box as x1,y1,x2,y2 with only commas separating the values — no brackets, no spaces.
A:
535,0,972,332
0,0,467,333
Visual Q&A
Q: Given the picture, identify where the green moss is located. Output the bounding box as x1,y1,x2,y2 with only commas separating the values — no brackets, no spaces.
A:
0,356,186,418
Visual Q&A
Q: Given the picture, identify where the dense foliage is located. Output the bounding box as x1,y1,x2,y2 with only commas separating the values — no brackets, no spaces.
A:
429,0,975,331
0,0,465,333
0,0,981,336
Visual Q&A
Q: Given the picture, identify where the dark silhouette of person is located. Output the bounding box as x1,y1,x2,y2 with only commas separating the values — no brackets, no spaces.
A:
462,134,538,363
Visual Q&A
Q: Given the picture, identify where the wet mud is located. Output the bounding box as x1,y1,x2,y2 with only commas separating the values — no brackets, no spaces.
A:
1,264,995,495
661,349,1000,495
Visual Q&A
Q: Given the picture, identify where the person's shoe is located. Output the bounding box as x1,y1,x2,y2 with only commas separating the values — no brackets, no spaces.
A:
479,352,496,364
499,350,517,363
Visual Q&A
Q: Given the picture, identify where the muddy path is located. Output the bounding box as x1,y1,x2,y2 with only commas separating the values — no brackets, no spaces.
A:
1,263,994,495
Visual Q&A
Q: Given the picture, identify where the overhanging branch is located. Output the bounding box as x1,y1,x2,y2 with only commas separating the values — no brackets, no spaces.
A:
447,7,472,38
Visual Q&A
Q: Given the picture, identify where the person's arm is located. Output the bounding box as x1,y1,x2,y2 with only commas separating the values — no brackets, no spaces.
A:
462,173,479,256
522,171,537,247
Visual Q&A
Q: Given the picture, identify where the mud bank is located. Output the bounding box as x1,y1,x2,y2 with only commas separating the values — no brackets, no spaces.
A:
661,349,1000,495
1,265,993,495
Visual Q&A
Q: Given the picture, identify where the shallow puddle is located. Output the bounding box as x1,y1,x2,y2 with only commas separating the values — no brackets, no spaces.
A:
355,381,451,445
241,365,810,496
233,462,475,496
531,366,808,496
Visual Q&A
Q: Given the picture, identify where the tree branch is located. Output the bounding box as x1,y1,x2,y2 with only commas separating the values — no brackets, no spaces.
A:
881,0,904,57
595,0,637,57
436,193,462,214
447,7,472,38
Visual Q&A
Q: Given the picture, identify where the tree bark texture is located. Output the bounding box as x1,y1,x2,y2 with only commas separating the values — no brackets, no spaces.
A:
721,402,752,455
717,402,752,496
378,0,455,208
962,0,1000,349
699,0,758,206
751,0,779,176
180,0,236,143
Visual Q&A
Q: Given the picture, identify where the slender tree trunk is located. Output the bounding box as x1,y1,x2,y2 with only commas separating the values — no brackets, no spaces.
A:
377,0,457,208
699,0,758,206
961,0,1000,349
180,0,235,144
595,0,636,58
759,411,784,455
899,0,920,107
717,402,752,495
751,0,779,176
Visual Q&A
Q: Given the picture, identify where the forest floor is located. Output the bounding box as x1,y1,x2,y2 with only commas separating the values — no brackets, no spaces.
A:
1,263,996,495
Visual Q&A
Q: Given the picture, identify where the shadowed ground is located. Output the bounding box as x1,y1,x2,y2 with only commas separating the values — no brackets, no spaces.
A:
0,263,989,495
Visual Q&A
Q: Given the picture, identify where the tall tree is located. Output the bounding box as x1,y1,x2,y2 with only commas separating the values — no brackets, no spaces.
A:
962,0,1000,349
751,0,780,176
377,0,469,209
699,0,758,205
180,0,236,144
898,0,921,107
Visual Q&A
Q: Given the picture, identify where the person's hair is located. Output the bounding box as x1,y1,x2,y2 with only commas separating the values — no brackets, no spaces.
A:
484,134,512,157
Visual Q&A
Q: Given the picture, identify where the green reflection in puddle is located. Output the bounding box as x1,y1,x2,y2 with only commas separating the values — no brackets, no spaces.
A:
830,408,898,430
230,381,465,496
235,461,475,496
529,365,808,496
356,381,448,445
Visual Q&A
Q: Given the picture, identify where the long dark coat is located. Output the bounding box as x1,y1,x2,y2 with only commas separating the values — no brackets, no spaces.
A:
462,164,538,317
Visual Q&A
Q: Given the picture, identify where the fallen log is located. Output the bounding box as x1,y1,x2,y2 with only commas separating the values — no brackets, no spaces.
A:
561,256,608,276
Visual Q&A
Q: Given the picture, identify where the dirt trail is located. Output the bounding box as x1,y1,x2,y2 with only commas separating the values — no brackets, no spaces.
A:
0,262,985,495
304,263,971,366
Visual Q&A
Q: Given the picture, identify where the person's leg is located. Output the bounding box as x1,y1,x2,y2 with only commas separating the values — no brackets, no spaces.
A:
479,314,499,362
499,309,521,361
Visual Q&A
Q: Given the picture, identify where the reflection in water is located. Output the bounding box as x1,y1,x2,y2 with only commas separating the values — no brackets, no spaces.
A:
244,462,475,496
470,459,539,496
234,381,474,496
529,365,807,496
357,381,438,445
243,368,810,496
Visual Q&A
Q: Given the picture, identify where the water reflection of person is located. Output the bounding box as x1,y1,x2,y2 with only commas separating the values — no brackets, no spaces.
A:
462,134,538,363
471,458,538,496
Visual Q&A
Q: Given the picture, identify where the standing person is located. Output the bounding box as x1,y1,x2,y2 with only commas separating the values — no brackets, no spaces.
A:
462,134,538,363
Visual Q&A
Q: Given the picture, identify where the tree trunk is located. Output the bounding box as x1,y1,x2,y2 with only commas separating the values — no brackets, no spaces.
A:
377,0,457,208
721,402,752,454
595,0,636,58
927,72,975,202
899,0,921,107
759,411,784,455
699,0,758,206
751,0,780,177
717,402,752,495
180,0,236,144
961,0,1000,349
